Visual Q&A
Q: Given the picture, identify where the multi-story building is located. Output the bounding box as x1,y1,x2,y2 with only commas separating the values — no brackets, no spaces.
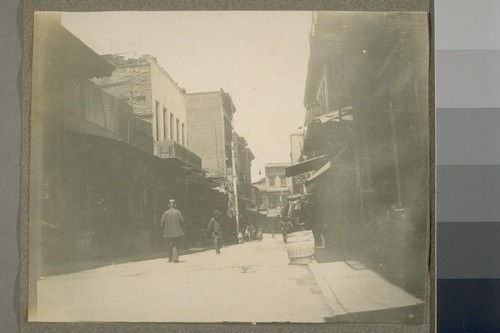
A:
93,54,201,169
287,11,429,294
234,133,255,204
254,163,292,216
185,89,236,178
252,163,292,233
29,15,227,296
185,90,257,238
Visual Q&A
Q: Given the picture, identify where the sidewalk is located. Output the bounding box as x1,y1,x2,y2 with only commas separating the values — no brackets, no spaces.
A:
36,234,333,323
308,260,425,323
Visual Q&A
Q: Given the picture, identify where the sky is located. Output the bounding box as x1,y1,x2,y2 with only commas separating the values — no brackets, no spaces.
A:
61,11,312,181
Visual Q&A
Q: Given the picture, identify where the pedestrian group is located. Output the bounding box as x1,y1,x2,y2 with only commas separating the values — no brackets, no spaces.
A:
161,198,297,263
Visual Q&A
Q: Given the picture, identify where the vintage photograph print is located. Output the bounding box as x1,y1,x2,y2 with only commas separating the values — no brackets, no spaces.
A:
28,11,430,324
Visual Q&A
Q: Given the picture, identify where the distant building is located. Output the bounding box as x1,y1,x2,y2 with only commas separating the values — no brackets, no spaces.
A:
185,89,257,236
93,54,201,169
252,177,266,210
248,185,260,210
185,90,236,178
253,163,292,218
234,133,255,205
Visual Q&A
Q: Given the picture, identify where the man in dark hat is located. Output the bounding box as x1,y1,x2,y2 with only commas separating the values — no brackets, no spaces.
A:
207,210,222,254
160,199,185,263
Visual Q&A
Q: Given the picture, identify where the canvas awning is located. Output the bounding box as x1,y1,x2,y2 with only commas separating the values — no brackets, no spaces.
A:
306,161,332,184
285,155,329,177
305,146,348,184
314,106,354,124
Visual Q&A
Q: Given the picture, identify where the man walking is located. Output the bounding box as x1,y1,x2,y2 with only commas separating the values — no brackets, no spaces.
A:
207,210,222,254
161,199,185,263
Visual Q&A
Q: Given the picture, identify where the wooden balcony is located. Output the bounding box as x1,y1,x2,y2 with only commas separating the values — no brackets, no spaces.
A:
154,139,202,169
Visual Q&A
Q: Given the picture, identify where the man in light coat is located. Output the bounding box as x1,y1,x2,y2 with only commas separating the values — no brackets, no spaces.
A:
161,199,185,263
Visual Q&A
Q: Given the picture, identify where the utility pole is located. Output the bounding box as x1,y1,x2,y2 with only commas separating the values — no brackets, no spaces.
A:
230,94,240,239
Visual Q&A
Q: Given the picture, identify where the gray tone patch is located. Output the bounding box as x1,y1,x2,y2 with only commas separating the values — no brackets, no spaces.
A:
438,222,500,278
435,0,500,50
436,50,500,108
437,165,500,222
436,108,500,165
1,0,22,332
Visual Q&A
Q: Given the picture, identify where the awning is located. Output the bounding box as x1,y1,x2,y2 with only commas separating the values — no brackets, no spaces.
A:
314,106,354,124
306,161,332,184
285,155,328,177
306,146,348,184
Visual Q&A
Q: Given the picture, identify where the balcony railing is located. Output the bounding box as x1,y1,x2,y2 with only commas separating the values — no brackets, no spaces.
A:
154,139,202,169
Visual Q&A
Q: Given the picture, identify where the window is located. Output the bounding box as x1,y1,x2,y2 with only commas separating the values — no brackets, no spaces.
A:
170,113,174,141
268,176,275,187
163,108,168,140
176,118,180,142
182,123,185,145
280,176,287,187
268,196,278,207
155,101,160,141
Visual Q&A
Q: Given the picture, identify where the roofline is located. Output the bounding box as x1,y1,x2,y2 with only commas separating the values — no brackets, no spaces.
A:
265,163,291,167
146,55,187,96
101,53,187,96
40,13,115,78
185,90,225,95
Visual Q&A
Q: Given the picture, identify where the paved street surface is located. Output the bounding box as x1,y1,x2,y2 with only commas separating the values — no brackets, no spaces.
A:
37,234,333,322
309,261,424,322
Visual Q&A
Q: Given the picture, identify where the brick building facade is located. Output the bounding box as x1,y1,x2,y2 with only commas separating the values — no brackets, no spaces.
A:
185,90,235,178
233,133,255,203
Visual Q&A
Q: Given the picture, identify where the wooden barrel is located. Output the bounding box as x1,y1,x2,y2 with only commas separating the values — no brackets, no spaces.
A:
286,230,315,264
